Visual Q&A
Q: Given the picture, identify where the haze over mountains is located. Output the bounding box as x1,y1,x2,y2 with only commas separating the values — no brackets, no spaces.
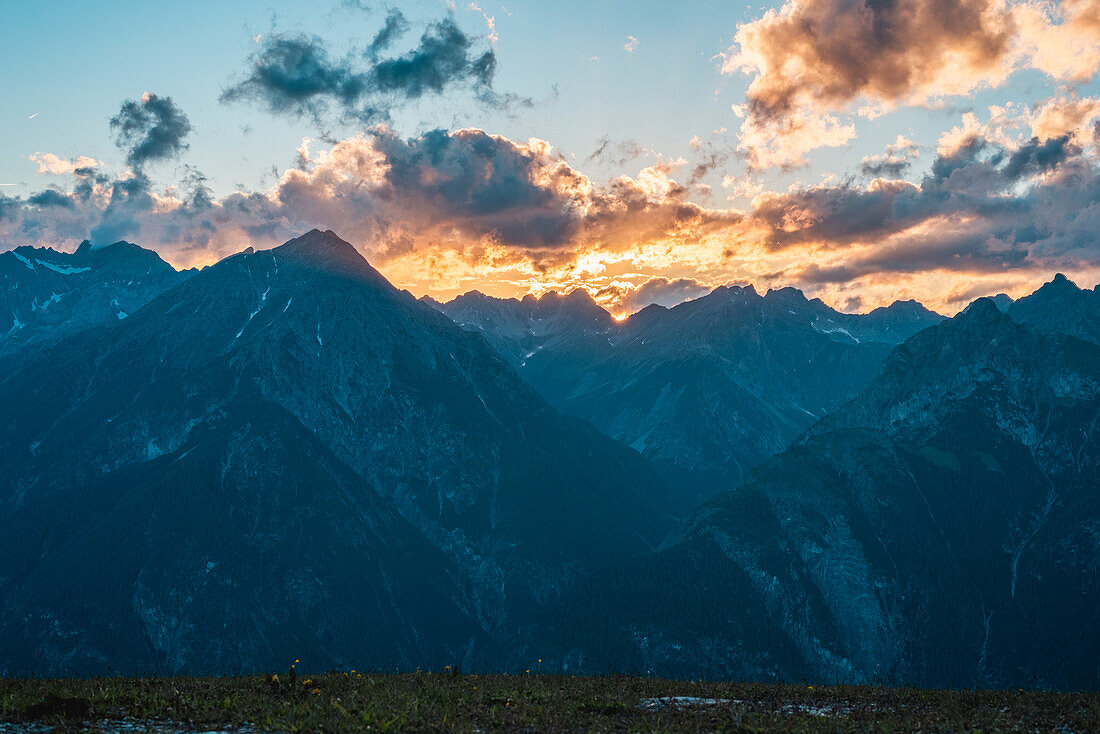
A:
1,230,1097,688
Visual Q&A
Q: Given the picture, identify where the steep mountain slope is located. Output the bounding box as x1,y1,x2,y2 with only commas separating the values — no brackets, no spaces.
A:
0,230,671,676
1006,273,1100,345
0,240,188,360
436,289,616,403
540,300,1100,689
442,285,944,507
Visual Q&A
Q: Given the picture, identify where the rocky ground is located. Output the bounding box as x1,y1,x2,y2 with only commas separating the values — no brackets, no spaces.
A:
1,673,1097,733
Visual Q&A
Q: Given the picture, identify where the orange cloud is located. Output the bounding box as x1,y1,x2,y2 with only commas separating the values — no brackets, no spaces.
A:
724,0,1100,168
5,116,1100,316
28,152,104,175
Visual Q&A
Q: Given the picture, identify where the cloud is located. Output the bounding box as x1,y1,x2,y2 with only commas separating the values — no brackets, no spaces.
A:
623,36,638,52
367,9,409,56
597,277,712,313
1028,95,1100,142
110,93,193,168
733,104,856,169
688,130,736,183
0,127,737,270
7,106,1100,315
468,3,499,46
26,189,75,209
372,18,495,98
28,152,104,176
860,136,922,177
280,128,737,263
586,137,651,168
723,0,1100,168
743,103,1100,285
221,16,505,124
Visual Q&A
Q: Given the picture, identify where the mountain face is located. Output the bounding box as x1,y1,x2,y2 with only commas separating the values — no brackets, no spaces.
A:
0,230,671,676
435,289,617,404
0,240,188,361
441,285,944,508
1006,273,1100,345
539,300,1100,689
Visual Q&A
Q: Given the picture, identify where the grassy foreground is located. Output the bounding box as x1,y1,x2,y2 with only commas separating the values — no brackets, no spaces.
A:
1,672,1098,733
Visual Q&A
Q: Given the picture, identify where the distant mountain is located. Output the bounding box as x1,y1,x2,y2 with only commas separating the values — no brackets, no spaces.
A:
1006,273,1100,345
0,240,188,360
540,299,1100,689
437,289,616,404
0,230,671,676
841,298,945,343
441,285,944,507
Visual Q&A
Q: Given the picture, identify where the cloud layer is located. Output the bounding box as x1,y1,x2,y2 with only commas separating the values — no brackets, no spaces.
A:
5,99,1100,314
0,126,734,274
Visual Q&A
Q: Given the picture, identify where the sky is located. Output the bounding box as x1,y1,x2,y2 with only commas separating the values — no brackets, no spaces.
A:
3,0,1100,315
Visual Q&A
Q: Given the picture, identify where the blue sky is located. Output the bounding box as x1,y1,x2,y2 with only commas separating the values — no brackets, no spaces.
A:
4,0,1100,314
3,0,750,194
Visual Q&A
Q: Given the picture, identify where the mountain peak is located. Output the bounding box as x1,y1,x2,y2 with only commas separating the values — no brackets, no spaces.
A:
564,288,597,304
959,296,1007,327
875,299,941,318
764,286,809,306
419,295,444,311
272,229,372,274
1045,272,1080,291
701,284,760,303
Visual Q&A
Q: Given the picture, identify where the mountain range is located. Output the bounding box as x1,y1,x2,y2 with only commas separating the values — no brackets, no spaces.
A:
1,230,1097,688
436,285,943,506
1,240,188,361
0,231,669,675
537,298,1100,688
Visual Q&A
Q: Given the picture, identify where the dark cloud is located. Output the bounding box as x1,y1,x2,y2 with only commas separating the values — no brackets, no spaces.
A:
220,34,372,121
860,137,922,178
372,17,495,96
110,93,193,168
369,127,581,248
89,174,156,246
367,9,409,57
27,189,75,209
750,128,1100,282
181,165,214,209
221,16,504,124
860,158,911,178
1002,135,1073,180
841,294,863,312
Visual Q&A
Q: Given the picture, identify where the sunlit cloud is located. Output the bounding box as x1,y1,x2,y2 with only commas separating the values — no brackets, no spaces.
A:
5,107,1100,316
723,0,1100,169
860,136,922,178
28,152,104,176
